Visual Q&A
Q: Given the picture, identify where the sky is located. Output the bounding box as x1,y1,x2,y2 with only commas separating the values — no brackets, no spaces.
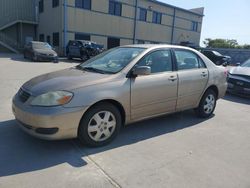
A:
158,0,250,46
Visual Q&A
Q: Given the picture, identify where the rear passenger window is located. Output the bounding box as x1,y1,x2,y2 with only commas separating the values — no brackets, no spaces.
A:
174,50,205,70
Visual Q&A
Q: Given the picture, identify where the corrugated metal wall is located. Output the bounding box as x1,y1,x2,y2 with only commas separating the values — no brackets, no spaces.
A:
0,0,36,28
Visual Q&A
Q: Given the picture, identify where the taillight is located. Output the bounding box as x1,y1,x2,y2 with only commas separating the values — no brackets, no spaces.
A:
223,69,228,76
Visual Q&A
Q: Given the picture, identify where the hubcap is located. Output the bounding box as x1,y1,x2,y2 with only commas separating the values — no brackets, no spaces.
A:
204,94,215,114
87,111,116,142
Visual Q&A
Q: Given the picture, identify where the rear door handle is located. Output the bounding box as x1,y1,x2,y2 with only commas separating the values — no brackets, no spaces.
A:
201,72,207,77
168,76,177,81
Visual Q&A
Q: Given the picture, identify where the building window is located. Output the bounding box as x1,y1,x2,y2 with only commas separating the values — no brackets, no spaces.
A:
39,34,44,42
39,0,44,13
47,36,51,45
191,21,198,32
52,0,59,8
139,8,147,21
75,0,91,10
75,33,90,41
152,11,162,24
109,1,122,16
107,37,120,49
53,32,59,46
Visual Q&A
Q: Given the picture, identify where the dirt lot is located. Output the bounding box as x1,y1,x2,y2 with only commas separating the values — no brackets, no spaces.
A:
0,53,250,188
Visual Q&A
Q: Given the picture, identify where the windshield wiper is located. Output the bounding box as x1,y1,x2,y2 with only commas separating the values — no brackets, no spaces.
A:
83,67,104,73
76,65,115,74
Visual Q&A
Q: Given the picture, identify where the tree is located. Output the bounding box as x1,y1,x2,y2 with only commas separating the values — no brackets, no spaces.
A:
203,38,238,48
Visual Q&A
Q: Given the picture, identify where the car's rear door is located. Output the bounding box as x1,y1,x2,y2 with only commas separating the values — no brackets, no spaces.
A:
130,49,178,120
173,49,209,111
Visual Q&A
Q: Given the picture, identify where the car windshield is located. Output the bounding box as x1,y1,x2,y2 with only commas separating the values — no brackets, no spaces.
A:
78,47,145,74
213,51,222,56
32,42,52,49
241,59,250,67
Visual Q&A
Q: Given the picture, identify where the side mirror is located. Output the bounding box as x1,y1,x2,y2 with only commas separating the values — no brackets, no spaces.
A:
222,62,228,67
132,66,151,76
236,62,241,66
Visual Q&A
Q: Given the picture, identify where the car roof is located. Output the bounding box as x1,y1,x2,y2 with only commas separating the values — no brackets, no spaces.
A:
31,41,47,44
70,40,96,44
123,44,196,51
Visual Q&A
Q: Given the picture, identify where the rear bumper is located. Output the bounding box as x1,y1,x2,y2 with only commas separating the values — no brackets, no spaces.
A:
12,97,89,140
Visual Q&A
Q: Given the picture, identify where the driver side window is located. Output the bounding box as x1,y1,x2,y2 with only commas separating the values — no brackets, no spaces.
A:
137,50,173,73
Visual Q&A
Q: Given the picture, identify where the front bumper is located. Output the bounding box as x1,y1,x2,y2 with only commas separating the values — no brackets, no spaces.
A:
227,83,250,97
227,77,250,97
12,95,89,140
36,54,58,62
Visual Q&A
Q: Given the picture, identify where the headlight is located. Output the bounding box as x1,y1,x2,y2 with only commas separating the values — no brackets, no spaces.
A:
31,91,73,106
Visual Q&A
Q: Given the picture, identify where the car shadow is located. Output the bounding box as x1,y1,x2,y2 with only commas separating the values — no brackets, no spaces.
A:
0,110,212,177
223,93,250,105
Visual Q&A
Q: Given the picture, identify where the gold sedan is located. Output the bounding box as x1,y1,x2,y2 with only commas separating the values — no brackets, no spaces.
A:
12,45,228,147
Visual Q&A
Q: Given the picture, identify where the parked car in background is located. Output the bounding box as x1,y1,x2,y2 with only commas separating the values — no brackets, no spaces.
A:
13,45,227,147
66,40,104,61
24,41,58,63
201,49,231,66
227,58,250,97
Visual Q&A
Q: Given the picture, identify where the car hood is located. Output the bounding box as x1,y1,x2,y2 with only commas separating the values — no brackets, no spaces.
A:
34,49,57,55
224,55,231,59
22,68,113,96
229,66,250,76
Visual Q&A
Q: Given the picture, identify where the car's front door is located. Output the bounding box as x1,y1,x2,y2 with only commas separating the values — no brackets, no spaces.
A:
173,49,209,111
130,49,178,120
69,41,82,57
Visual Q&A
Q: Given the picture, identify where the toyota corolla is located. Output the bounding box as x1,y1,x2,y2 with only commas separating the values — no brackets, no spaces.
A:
12,45,228,147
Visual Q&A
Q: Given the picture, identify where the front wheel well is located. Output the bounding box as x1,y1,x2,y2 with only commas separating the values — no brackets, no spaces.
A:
83,99,126,126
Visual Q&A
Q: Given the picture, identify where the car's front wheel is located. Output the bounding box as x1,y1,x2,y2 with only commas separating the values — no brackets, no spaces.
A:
195,89,217,118
78,102,122,147
32,53,38,62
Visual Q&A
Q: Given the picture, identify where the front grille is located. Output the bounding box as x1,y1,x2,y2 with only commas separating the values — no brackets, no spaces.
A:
233,74,250,80
18,88,31,103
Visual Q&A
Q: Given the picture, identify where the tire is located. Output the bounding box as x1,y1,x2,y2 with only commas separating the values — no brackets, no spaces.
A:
78,102,122,147
53,59,59,63
32,54,38,62
67,54,72,60
195,89,217,118
81,54,90,61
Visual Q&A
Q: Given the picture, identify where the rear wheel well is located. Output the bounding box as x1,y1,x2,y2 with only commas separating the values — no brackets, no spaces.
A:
84,100,126,126
206,85,218,99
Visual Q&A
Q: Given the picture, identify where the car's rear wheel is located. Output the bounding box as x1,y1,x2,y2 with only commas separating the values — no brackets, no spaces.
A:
195,89,217,118
67,54,72,60
78,102,122,147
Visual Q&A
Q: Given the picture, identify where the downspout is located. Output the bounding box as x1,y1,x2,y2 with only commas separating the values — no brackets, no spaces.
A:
63,0,68,56
170,8,176,44
133,0,138,44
